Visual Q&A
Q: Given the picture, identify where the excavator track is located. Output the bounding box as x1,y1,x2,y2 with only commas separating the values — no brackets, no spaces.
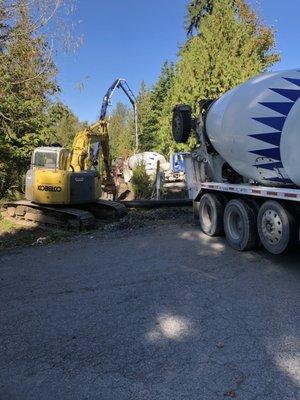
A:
83,199,128,220
1,201,96,231
1,200,127,231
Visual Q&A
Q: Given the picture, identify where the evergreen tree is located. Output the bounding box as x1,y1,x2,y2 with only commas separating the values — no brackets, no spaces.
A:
156,0,280,155
186,0,213,36
137,63,174,152
0,0,9,49
136,81,155,152
46,103,87,148
0,0,58,196
108,102,134,159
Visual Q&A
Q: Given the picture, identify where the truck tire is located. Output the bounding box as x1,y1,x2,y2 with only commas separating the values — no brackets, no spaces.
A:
194,201,200,226
245,198,262,248
172,105,192,143
257,200,297,255
224,199,258,251
199,193,224,236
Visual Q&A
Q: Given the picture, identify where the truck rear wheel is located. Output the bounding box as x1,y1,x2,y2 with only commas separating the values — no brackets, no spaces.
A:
257,201,297,255
198,193,224,236
224,199,258,251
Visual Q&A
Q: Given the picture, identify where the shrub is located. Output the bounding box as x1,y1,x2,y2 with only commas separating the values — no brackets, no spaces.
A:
131,162,152,199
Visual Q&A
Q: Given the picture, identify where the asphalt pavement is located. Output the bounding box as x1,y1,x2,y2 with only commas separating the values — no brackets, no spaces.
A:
0,220,299,399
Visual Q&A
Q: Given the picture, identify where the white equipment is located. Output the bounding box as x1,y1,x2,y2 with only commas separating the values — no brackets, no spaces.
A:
123,152,169,183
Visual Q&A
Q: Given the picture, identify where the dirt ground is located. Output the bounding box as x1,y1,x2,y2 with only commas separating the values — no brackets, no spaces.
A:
0,207,192,250
0,208,299,399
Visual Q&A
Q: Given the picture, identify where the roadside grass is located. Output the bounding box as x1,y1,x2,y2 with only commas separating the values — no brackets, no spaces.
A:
0,215,72,250
0,206,193,250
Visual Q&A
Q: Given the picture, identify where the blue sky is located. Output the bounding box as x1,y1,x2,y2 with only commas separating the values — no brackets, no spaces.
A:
55,0,300,123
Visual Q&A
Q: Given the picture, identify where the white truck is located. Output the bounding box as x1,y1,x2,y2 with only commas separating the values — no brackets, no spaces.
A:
173,69,300,254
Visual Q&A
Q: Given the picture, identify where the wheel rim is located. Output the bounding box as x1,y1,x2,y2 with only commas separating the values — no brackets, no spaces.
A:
201,201,212,229
227,209,243,240
261,209,283,245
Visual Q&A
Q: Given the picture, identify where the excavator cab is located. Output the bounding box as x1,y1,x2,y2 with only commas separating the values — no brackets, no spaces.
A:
31,147,70,171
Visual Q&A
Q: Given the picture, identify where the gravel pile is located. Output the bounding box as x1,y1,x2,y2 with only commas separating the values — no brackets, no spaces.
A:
102,206,193,232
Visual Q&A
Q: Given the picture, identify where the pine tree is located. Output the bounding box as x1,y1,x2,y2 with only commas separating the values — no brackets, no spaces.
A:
136,81,156,152
0,0,9,49
108,102,134,159
156,0,280,155
137,63,174,152
185,0,213,36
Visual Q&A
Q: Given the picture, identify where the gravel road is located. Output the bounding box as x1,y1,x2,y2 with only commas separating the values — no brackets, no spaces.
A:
0,213,299,400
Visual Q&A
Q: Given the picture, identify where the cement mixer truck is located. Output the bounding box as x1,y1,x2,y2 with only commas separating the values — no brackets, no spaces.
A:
172,69,300,254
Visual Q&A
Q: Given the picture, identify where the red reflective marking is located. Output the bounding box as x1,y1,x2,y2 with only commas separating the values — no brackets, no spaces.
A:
267,191,277,196
252,190,261,194
284,193,297,198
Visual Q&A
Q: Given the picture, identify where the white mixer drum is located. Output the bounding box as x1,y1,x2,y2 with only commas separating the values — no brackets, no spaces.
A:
206,69,300,186
127,152,167,175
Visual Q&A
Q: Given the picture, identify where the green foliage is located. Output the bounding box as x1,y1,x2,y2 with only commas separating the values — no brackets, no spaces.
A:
131,0,280,157
0,1,83,198
154,0,280,155
137,62,174,153
136,81,154,152
108,102,135,159
185,0,213,36
45,102,87,148
0,1,58,196
131,162,152,199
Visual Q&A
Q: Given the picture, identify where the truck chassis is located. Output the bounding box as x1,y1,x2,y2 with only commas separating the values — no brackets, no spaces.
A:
193,182,300,255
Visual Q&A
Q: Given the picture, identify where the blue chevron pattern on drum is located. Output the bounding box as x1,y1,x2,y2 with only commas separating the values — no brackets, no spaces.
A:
259,102,293,116
283,77,300,87
270,88,300,102
249,74,300,183
249,147,281,160
249,132,281,146
252,117,286,131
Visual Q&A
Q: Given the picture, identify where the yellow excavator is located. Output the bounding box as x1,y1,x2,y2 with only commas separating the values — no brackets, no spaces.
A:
1,79,138,230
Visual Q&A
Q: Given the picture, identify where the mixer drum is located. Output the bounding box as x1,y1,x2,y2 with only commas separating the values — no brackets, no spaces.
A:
205,69,300,187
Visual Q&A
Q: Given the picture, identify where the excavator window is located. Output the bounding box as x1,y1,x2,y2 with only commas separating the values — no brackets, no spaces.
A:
33,150,58,170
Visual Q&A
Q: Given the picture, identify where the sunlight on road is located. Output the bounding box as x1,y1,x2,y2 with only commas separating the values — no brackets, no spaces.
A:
210,242,225,251
267,336,300,386
275,355,300,386
179,231,203,241
179,230,226,251
146,314,192,342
